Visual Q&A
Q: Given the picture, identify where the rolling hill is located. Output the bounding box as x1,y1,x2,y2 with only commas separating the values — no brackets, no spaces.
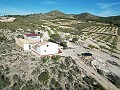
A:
45,10,73,19
73,12,120,26
73,12,100,20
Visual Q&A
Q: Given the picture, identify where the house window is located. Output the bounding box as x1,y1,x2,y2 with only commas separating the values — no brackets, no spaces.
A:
47,45,49,47
31,36,37,38
29,45,31,50
44,50,46,52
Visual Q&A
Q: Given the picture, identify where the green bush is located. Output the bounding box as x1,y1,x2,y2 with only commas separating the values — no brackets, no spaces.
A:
72,38,78,43
0,74,11,89
83,76,105,90
68,75,74,82
16,35,24,39
49,34,67,48
52,55,61,61
41,56,49,63
21,84,35,90
38,70,50,83
64,57,71,67
0,34,7,42
50,34,62,44
88,44,96,49
60,42,67,47
50,78,61,88
115,80,120,88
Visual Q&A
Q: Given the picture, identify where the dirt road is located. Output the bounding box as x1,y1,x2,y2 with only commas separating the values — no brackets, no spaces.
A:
76,58,119,90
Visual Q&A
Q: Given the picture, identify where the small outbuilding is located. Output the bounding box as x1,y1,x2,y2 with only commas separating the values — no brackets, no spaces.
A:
15,33,40,51
15,37,31,50
24,34,40,43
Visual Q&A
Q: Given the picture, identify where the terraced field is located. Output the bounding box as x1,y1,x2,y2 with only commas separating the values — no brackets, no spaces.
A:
82,26,118,35
79,26,120,57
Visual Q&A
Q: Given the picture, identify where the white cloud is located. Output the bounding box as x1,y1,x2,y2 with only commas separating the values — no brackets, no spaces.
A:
96,10,120,17
87,9,120,17
96,2,120,9
42,1,64,5
45,1,56,4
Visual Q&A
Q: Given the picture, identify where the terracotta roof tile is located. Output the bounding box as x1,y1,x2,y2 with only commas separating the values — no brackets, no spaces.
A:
26,34,39,37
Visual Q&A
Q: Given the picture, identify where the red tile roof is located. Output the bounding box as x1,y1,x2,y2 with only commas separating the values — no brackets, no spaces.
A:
25,34,39,37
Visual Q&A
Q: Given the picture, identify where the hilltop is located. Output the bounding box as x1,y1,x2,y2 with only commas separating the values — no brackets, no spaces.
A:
20,10,120,26
46,10,66,16
45,10,74,19
4,10,120,26
74,12,100,20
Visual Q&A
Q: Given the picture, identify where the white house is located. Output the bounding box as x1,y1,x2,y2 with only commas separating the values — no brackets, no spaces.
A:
15,33,60,56
32,42,59,56
24,34,40,43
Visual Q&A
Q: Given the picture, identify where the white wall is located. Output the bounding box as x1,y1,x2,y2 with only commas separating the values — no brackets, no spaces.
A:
37,42,58,55
24,44,31,51
24,36,40,42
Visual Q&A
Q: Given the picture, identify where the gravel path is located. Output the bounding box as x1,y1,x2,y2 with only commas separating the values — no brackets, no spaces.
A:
76,58,119,90
60,41,119,90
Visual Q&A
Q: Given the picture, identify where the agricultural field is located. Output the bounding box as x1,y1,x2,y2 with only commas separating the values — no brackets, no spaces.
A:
0,16,119,55
82,26,118,35
77,25,120,57
0,12,120,90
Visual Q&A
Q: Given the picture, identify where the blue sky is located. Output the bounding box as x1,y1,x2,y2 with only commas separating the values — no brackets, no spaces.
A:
0,0,120,17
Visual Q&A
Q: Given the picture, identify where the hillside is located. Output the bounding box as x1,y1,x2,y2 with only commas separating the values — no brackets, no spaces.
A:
73,12,100,20
46,10,66,16
73,12,120,27
4,11,120,26
45,10,73,19
97,16,120,26
0,10,120,90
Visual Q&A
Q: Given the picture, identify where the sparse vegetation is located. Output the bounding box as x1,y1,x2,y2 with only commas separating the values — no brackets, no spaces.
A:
38,70,50,83
107,74,120,88
83,76,106,90
0,11,119,90
41,56,50,63
88,44,96,49
49,34,67,47
49,34,62,44
16,35,24,39
72,37,78,43
50,78,61,88
0,34,7,42
51,55,61,61
0,74,11,89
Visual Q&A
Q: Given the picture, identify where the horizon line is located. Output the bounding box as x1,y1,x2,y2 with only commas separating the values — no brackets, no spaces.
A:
0,10,120,17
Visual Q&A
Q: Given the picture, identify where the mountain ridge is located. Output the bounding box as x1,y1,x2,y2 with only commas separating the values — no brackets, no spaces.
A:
4,10,120,18
45,10,73,18
73,12,100,20
3,10,120,26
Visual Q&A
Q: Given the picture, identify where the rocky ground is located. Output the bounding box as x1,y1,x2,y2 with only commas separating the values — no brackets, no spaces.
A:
0,15,120,90
60,40,120,90
0,29,107,90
